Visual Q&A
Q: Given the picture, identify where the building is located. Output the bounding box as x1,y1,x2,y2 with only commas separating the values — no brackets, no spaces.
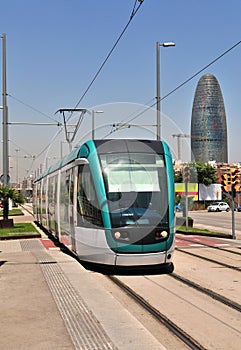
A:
191,73,228,163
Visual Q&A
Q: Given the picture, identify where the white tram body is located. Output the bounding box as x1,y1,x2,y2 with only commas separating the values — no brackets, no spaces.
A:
33,139,175,270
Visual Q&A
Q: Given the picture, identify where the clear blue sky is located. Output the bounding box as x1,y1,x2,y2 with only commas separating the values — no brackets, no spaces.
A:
1,0,241,181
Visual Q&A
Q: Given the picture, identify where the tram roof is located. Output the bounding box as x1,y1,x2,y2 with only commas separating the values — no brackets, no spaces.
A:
34,145,82,182
33,139,167,182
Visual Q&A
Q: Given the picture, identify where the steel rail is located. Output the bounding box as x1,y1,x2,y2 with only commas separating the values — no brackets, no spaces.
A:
176,235,241,256
176,248,241,272
108,275,207,350
169,273,241,313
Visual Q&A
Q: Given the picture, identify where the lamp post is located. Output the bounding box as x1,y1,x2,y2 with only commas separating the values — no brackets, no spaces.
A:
92,110,103,139
1,33,9,185
156,41,175,141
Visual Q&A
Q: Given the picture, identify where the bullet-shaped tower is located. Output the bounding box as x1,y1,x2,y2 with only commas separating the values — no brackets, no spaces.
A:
191,73,228,163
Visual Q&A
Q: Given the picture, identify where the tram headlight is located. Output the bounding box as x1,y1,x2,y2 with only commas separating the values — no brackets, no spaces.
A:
114,231,121,239
155,230,168,239
161,230,168,238
114,231,130,241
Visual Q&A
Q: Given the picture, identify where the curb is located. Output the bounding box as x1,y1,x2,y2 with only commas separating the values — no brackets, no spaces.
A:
0,232,41,240
176,229,232,239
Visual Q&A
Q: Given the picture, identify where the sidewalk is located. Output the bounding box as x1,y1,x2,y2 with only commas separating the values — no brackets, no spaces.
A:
0,239,165,350
0,240,75,350
194,222,241,241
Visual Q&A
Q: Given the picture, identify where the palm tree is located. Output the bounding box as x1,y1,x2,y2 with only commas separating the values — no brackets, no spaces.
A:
0,185,24,227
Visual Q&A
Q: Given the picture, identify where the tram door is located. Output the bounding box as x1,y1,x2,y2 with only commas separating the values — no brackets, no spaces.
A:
48,174,59,236
60,167,75,250
69,168,76,251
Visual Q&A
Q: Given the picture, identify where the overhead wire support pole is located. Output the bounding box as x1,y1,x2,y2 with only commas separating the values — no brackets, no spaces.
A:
231,189,236,240
156,42,161,141
156,42,175,141
1,33,9,186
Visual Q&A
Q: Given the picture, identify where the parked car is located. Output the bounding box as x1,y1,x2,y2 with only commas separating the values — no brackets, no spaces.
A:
207,202,230,212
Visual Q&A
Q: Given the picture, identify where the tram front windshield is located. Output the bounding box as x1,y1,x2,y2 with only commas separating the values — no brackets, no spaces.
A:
100,153,169,228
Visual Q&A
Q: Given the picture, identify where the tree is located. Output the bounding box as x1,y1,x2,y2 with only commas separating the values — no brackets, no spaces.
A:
175,162,217,186
195,162,217,186
175,162,218,213
0,185,25,221
174,170,182,183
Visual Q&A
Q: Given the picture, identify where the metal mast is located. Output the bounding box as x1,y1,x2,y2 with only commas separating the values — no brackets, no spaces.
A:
1,33,9,185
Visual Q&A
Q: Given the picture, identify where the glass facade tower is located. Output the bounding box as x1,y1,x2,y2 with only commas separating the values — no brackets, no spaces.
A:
191,74,228,163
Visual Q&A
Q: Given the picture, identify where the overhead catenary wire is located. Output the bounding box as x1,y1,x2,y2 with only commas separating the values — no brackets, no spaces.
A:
10,139,34,158
8,93,60,124
103,98,156,138
15,1,146,178
25,126,64,178
161,39,241,101
8,0,145,128
8,12,240,177
25,37,241,174
108,39,241,136
68,0,145,121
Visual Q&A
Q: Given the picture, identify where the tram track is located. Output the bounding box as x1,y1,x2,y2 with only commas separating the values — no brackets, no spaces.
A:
176,247,241,272
176,235,241,257
108,275,206,350
167,273,241,312
20,204,34,217
105,251,241,350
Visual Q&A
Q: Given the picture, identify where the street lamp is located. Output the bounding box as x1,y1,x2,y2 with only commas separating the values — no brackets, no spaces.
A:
156,41,175,141
1,33,9,185
92,110,103,139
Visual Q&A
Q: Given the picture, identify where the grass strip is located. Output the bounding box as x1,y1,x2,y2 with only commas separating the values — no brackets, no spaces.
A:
0,209,24,216
0,222,38,237
176,225,232,237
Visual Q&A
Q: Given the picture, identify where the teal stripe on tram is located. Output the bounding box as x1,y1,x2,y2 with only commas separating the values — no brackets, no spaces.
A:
162,141,175,250
82,140,112,231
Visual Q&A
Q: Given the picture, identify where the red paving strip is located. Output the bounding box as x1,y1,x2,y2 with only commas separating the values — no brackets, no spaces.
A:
175,235,229,248
40,239,59,250
39,235,235,250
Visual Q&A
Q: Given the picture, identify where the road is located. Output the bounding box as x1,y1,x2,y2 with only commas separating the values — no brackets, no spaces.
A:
186,210,241,239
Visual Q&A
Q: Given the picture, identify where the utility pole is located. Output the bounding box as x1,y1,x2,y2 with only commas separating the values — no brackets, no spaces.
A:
1,33,9,186
156,42,161,140
183,165,190,231
156,42,175,141
221,168,239,239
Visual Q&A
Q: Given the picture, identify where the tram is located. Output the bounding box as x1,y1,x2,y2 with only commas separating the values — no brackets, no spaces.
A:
33,139,175,271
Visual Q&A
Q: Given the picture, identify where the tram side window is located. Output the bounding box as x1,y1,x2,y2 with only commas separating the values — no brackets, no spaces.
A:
69,170,74,205
48,177,54,211
33,182,41,218
60,172,70,225
42,178,47,217
69,169,75,228
77,165,103,228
